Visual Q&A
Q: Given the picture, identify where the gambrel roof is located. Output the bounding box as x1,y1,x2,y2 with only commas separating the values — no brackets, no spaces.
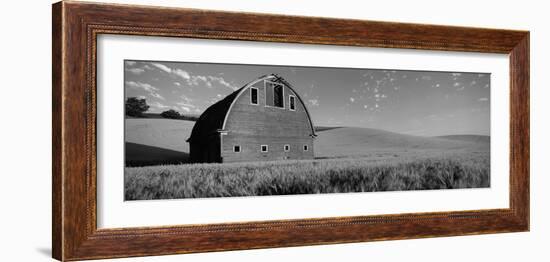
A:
187,74,316,142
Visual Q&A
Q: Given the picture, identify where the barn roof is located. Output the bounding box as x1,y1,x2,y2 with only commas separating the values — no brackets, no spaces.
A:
187,74,316,142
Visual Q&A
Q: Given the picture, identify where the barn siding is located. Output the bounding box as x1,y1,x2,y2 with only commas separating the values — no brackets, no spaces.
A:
221,80,315,162
222,135,313,162
189,134,221,163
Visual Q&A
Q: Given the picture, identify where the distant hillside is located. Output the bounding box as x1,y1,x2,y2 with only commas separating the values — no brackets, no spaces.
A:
125,118,195,166
314,126,342,132
125,118,490,165
436,135,490,144
314,127,489,158
126,113,200,121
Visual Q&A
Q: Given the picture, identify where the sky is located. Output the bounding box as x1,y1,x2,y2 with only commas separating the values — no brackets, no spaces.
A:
124,60,490,137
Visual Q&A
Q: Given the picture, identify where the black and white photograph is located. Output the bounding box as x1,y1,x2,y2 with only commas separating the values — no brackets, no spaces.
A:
124,60,491,200
3,0,544,261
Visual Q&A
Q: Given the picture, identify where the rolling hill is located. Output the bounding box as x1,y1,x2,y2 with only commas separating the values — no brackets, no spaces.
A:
125,118,195,166
436,135,490,144
125,118,490,166
314,127,489,158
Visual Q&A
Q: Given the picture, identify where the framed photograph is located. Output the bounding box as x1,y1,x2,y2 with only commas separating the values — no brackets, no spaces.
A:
52,1,529,261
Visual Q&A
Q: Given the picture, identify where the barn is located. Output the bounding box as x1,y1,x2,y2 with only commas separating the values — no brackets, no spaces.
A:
187,74,316,163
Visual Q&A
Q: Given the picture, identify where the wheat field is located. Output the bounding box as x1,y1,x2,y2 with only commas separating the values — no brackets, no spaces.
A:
124,152,489,200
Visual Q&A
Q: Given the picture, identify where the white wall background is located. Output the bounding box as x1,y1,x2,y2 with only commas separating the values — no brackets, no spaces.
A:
0,0,547,261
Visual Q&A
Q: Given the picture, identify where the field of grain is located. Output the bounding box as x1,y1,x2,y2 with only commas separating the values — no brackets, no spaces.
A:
124,118,490,200
125,151,489,200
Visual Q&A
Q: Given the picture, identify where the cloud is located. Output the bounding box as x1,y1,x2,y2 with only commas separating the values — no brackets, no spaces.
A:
147,62,239,92
308,99,319,106
126,68,145,75
125,81,164,100
126,81,158,91
176,96,202,113
181,74,237,90
150,62,172,73
349,97,355,103
174,82,181,86
451,73,462,81
478,97,489,102
173,69,190,80
195,76,208,82
149,93,165,100
149,101,170,110
207,76,238,90
151,62,192,81
148,62,239,91
176,102,195,108
180,95,194,105
125,61,155,75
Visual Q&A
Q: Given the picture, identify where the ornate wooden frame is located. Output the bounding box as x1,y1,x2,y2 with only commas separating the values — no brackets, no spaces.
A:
52,1,530,261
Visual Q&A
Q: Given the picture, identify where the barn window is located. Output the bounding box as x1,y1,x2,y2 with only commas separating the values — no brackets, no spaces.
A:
273,85,283,107
303,145,308,151
265,81,284,108
284,144,290,152
261,145,268,152
289,95,296,111
233,145,241,153
250,87,258,105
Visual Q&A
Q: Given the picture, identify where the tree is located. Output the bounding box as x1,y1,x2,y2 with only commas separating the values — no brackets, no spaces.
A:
125,97,149,117
160,109,181,119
